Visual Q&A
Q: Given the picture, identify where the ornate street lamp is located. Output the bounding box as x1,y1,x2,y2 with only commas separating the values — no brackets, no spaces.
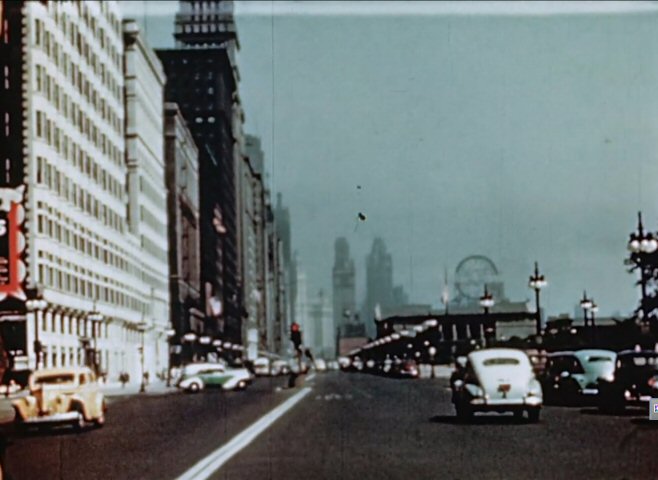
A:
479,285,495,313
87,303,104,376
26,294,48,371
627,211,657,313
580,291,593,328
528,262,548,336
164,328,175,387
479,285,495,346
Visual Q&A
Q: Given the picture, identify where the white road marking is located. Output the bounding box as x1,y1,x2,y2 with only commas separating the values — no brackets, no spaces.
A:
306,373,316,382
176,387,312,480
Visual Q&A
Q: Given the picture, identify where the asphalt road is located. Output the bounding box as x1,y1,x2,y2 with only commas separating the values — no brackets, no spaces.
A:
1,372,657,480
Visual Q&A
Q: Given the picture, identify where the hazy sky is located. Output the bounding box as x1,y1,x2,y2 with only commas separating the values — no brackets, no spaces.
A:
121,1,658,318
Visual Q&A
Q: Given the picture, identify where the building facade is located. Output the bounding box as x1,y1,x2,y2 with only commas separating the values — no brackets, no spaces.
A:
164,102,202,364
123,18,170,382
363,238,394,337
332,237,356,337
157,0,243,346
0,1,171,383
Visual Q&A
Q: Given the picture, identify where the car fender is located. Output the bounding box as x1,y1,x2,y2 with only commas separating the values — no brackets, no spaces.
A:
69,394,89,419
12,396,36,420
464,383,484,399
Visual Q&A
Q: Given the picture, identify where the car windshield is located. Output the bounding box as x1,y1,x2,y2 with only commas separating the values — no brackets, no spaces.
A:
482,358,520,366
587,356,613,362
34,374,76,386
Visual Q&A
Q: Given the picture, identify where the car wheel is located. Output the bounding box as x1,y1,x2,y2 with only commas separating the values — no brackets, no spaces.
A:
598,392,624,414
455,402,472,423
527,408,541,423
93,412,105,428
74,412,86,431
513,410,524,421
188,382,201,393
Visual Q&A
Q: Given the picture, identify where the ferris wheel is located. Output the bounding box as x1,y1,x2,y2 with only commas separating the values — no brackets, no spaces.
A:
454,255,499,302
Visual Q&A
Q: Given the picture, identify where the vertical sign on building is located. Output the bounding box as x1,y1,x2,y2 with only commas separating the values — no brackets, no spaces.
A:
0,0,27,303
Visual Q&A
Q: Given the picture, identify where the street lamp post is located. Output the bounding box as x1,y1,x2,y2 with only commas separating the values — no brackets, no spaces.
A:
528,262,548,337
164,328,176,387
628,211,658,317
137,322,150,394
25,294,47,371
87,303,103,377
479,285,495,347
579,292,593,346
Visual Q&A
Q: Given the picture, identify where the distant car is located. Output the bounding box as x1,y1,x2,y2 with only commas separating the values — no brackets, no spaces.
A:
314,359,327,372
177,362,253,393
598,349,658,413
451,348,542,422
13,367,106,431
327,361,340,371
393,360,419,378
252,357,271,376
540,350,616,404
270,360,290,376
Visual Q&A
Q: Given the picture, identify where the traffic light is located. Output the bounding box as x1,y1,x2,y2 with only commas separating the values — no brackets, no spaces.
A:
290,322,302,352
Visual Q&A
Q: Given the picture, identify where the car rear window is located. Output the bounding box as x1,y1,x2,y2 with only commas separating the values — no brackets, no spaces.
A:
587,356,613,363
483,358,520,366
35,374,75,385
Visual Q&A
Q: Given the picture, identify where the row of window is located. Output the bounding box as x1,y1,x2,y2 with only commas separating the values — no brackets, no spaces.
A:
35,155,125,234
34,4,122,99
139,205,166,238
35,201,137,279
37,261,148,314
34,70,123,169
140,234,168,267
35,62,122,139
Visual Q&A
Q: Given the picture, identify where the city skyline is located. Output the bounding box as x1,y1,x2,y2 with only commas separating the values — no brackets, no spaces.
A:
121,1,658,319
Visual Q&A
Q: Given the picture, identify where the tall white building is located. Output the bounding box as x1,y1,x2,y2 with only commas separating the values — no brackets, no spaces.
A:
123,19,170,382
0,1,169,383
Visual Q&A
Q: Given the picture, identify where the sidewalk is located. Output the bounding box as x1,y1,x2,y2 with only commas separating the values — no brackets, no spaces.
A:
100,379,178,398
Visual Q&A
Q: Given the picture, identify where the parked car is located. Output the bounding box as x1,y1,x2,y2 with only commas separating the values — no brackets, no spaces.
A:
177,362,253,393
327,360,340,371
539,350,616,404
252,357,271,376
13,367,106,431
451,348,542,422
598,349,658,413
270,360,291,376
314,359,327,372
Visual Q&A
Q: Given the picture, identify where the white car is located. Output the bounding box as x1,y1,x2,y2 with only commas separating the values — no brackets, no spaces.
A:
270,360,291,376
177,362,254,393
252,357,271,376
314,359,327,372
451,348,543,422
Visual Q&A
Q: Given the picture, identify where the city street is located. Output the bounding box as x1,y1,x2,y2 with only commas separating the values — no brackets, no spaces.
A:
0,372,656,480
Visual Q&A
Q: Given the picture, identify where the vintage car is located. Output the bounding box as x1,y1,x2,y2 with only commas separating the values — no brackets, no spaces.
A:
598,349,658,413
177,362,254,393
270,360,291,376
539,349,616,404
13,367,106,430
252,357,271,376
451,348,543,422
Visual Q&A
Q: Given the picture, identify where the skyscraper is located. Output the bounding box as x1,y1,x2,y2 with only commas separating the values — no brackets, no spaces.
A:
332,237,356,335
363,238,394,337
157,0,244,344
